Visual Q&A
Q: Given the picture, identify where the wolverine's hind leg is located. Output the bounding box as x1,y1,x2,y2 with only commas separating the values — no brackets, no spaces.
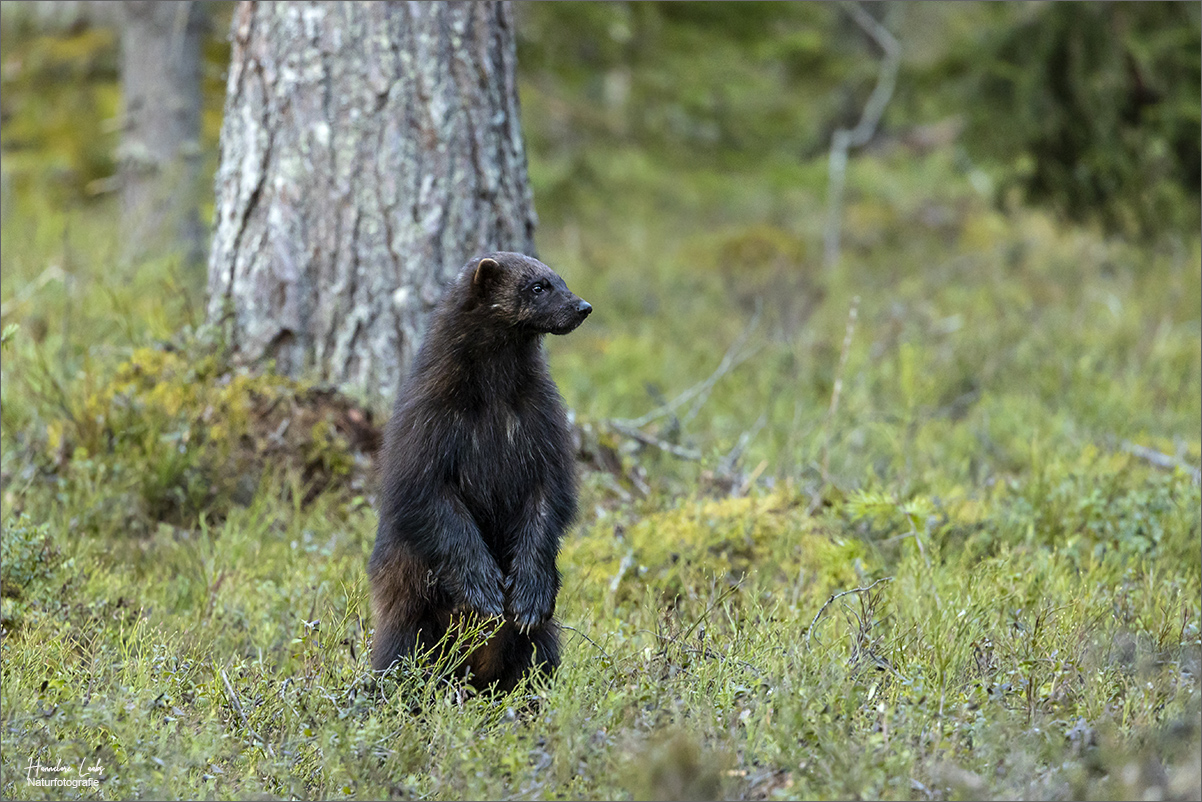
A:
369,544,445,672
483,620,560,694
528,620,561,676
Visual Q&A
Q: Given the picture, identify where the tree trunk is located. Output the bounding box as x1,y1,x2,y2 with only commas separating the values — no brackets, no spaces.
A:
120,0,208,266
206,1,538,409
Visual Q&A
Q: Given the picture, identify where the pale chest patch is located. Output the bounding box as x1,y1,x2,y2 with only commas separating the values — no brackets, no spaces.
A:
505,408,520,445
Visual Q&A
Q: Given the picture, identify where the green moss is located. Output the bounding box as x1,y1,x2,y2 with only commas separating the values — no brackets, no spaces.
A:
28,342,372,538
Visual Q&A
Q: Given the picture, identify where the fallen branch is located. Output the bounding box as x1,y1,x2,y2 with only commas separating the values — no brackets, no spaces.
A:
609,421,702,461
614,307,761,430
608,308,763,464
805,576,893,649
1121,440,1201,484
716,412,769,478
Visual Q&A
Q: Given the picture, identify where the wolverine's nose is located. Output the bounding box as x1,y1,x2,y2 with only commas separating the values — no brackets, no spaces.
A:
576,300,592,317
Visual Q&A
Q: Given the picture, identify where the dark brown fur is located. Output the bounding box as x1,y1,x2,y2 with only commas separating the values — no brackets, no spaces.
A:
369,252,591,692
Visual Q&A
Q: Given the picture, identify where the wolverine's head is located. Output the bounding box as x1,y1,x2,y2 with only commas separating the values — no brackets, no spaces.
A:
465,252,592,336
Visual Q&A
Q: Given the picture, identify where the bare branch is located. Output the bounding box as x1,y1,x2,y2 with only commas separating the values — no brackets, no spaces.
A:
717,412,769,478
606,309,763,463
220,667,274,756
614,306,762,430
824,2,901,268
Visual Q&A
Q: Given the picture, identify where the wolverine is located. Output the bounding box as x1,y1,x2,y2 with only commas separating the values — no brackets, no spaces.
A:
369,252,591,692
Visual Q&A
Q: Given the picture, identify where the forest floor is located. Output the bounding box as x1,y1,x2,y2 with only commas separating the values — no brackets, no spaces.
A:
2,9,1201,801
3,137,1200,800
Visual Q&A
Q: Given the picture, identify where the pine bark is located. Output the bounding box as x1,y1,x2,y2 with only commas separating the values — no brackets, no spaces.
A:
206,1,537,409
120,0,208,266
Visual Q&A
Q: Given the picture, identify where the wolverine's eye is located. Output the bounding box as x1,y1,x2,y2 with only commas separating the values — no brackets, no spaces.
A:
531,283,545,294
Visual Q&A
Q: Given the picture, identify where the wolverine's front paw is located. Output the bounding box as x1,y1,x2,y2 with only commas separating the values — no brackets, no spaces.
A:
504,573,556,635
453,562,505,619
463,587,504,619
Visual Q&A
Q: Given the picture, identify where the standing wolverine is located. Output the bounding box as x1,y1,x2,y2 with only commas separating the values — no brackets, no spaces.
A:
369,252,592,692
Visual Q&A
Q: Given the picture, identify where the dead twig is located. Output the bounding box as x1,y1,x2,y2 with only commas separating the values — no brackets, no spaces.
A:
717,412,769,479
805,576,893,649
219,667,274,756
738,460,770,498
844,583,902,677
0,265,67,318
824,2,901,268
682,307,763,427
608,308,763,463
638,629,764,677
561,624,612,662
676,578,745,647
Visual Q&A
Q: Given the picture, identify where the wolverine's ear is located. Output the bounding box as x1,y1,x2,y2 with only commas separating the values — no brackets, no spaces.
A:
473,257,503,291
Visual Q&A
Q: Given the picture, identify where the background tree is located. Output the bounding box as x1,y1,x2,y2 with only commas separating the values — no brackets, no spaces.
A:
206,0,537,408
966,1,1201,239
120,1,208,266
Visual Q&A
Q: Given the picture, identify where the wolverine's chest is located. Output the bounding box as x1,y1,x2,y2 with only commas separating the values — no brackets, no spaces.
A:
464,405,538,473
450,399,559,520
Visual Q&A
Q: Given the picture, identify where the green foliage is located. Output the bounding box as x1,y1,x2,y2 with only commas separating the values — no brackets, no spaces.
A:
0,512,70,626
516,2,866,177
7,334,374,539
0,513,55,597
994,445,1202,568
967,2,1202,238
0,22,119,205
519,2,1202,239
